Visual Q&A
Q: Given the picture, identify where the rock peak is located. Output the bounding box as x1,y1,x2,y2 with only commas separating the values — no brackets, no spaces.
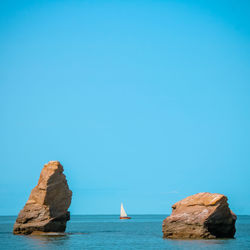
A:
172,192,226,209
44,160,63,171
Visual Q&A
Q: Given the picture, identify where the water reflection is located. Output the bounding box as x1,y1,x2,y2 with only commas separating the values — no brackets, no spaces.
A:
166,238,235,248
23,233,70,248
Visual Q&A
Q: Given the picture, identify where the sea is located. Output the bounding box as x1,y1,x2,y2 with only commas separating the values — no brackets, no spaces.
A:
0,215,250,249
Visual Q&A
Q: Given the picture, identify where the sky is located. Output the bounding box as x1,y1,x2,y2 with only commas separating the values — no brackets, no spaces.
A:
0,0,250,215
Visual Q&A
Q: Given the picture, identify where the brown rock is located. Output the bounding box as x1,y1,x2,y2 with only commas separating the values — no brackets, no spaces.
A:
13,161,72,235
162,192,236,239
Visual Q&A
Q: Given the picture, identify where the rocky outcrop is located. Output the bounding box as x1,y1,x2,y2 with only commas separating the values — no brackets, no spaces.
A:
162,192,236,239
13,161,72,235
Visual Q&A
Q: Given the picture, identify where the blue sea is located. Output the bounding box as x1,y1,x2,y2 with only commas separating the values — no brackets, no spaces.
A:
0,215,250,249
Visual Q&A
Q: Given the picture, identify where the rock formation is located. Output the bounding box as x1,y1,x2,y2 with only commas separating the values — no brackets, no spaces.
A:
13,161,72,235
162,192,236,239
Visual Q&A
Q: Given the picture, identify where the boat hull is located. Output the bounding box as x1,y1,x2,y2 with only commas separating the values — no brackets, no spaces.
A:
120,216,131,220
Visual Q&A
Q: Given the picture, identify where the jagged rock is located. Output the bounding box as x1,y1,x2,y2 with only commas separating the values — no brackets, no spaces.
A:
13,161,72,235
162,192,236,239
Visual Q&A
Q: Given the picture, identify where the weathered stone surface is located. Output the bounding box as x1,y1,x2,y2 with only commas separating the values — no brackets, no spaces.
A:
13,161,72,235
162,192,236,239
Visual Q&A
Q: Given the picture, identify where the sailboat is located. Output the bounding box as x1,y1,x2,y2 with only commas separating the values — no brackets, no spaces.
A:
120,203,131,219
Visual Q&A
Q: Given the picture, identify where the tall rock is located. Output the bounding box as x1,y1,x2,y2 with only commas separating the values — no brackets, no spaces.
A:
162,192,236,239
13,161,72,235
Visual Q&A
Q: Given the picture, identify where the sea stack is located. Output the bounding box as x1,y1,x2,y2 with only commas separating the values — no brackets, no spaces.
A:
13,161,72,235
162,192,236,239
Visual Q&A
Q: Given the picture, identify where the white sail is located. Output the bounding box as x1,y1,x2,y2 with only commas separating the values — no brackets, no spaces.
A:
120,203,127,217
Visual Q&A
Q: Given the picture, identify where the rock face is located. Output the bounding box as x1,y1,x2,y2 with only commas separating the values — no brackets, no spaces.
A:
13,161,72,235
162,192,236,239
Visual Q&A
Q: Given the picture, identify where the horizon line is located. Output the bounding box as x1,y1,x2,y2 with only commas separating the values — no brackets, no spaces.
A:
1,213,250,216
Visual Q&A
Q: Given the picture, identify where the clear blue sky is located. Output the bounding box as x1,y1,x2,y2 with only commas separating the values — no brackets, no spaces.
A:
0,0,250,215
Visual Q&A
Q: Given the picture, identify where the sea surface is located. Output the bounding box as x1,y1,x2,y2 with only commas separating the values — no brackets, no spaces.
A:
0,215,250,249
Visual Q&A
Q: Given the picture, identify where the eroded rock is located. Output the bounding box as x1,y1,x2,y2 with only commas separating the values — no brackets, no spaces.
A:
13,161,72,235
162,192,236,239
